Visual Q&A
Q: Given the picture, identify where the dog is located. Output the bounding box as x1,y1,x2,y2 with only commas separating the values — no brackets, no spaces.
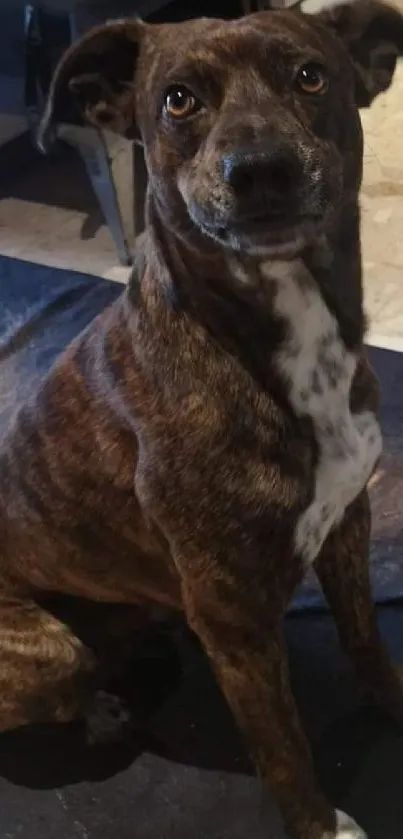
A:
1,1,403,836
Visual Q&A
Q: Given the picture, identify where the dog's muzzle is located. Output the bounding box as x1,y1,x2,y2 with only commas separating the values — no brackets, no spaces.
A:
187,143,325,254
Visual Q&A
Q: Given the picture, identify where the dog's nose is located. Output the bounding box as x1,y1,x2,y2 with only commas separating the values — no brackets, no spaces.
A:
221,147,302,211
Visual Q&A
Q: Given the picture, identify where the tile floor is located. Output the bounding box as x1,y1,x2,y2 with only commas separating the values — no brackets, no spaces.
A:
360,58,403,350
0,12,403,343
0,143,132,285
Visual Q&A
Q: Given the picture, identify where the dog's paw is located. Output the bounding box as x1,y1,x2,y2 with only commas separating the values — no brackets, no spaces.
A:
85,690,134,745
334,810,368,839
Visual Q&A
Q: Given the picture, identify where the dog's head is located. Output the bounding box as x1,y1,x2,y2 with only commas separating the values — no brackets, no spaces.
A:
39,1,403,257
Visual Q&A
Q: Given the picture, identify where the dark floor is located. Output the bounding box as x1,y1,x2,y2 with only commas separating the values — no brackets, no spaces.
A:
0,605,403,839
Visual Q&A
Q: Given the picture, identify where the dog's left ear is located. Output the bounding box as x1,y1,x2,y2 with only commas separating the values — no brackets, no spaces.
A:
306,0,403,106
38,19,146,152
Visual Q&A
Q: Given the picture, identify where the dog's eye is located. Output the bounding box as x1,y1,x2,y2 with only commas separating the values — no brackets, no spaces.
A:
295,63,328,96
163,85,200,119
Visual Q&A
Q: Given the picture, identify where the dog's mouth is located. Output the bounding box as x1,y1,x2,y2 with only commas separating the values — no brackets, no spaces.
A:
188,201,323,255
193,209,322,256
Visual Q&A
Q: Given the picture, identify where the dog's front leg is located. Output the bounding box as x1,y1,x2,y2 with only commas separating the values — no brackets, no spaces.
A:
315,489,403,726
181,576,356,839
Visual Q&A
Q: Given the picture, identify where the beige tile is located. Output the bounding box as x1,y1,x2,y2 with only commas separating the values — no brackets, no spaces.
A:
361,59,403,345
0,149,127,281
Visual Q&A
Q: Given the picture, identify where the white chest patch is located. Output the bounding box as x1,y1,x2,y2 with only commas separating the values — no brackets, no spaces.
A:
262,260,382,566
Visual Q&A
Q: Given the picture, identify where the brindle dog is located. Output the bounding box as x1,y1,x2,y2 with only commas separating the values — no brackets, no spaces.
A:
1,1,403,837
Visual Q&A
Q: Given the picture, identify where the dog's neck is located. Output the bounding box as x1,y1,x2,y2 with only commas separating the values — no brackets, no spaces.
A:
130,196,365,388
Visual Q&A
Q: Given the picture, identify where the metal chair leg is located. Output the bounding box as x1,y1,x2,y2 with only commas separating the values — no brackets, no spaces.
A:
56,123,145,266
24,4,143,265
68,9,142,265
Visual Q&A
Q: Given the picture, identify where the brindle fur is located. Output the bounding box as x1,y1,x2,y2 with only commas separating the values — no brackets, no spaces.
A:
2,2,403,838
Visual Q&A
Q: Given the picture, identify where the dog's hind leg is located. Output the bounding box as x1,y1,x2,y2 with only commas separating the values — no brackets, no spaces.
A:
0,597,96,733
0,597,169,743
314,490,403,726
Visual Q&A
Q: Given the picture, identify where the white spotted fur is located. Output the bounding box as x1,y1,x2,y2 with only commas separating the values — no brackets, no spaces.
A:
334,809,368,839
261,259,382,566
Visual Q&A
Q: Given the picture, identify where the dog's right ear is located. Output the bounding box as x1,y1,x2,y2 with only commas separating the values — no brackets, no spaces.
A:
302,0,403,107
38,19,145,152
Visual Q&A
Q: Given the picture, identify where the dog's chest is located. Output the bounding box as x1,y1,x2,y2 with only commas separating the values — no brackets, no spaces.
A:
264,262,382,565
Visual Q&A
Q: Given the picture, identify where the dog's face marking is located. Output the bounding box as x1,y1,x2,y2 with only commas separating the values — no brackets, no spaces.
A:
262,258,382,565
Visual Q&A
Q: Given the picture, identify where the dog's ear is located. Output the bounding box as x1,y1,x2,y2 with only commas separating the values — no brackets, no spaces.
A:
305,0,403,106
38,19,145,151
